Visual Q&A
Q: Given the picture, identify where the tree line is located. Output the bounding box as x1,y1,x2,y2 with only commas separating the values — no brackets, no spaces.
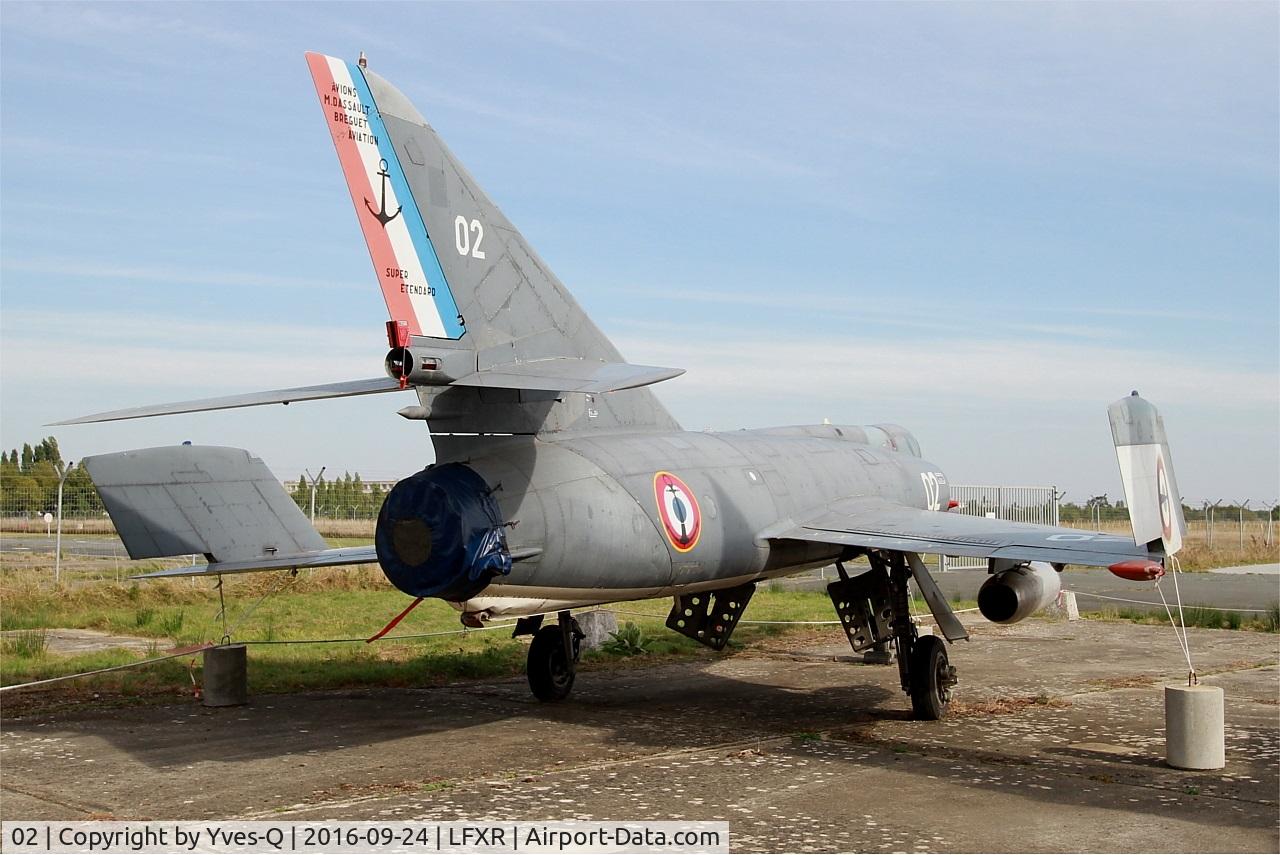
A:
288,472,388,519
0,437,103,517
1,437,388,521
3,436,1274,524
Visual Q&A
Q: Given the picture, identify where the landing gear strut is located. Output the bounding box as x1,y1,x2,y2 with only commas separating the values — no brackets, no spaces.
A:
526,611,583,702
827,551,957,720
882,551,957,720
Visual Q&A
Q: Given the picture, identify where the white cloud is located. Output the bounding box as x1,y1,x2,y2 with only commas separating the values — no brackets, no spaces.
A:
1,260,357,293
612,321,1278,411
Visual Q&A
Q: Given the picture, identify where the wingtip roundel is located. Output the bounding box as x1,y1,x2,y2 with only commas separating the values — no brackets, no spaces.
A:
304,52,464,340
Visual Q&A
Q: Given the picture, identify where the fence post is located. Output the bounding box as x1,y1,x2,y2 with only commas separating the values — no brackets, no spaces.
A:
305,467,326,524
1207,500,1222,551
54,461,72,586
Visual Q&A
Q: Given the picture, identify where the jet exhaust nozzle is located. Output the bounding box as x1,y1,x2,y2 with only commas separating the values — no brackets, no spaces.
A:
375,463,512,601
977,561,1061,624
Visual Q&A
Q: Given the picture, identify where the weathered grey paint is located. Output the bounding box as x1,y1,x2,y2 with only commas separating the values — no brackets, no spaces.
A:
442,425,941,597
83,446,327,562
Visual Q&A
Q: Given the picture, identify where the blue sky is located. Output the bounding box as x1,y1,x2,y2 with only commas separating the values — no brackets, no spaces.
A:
2,2,1276,504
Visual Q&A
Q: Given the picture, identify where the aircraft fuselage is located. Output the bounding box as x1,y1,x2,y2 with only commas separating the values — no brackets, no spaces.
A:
444,424,950,616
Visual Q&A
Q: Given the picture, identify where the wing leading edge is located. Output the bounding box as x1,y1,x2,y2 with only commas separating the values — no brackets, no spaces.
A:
772,496,1159,568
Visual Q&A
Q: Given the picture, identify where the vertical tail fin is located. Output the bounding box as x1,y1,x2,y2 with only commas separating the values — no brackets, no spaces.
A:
304,52,679,434
1109,391,1187,555
306,52,465,339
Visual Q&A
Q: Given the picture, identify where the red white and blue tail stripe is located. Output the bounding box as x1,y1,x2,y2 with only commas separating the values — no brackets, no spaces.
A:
305,52,464,340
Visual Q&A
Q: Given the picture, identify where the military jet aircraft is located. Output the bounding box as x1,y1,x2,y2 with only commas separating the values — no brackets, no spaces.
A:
60,53,1185,719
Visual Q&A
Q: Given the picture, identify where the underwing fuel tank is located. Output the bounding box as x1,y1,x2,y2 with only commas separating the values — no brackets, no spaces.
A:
375,463,513,600
977,561,1061,624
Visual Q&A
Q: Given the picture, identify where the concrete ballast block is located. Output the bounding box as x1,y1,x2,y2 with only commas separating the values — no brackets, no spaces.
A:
1165,684,1225,770
862,640,894,665
577,610,618,651
202,644,248,707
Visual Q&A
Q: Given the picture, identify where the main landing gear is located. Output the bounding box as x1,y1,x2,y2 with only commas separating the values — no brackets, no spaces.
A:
518,611,583,702
826,550,959,719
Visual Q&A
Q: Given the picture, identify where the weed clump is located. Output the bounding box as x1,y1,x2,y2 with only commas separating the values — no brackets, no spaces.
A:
602,622,654,657
2,629,48,659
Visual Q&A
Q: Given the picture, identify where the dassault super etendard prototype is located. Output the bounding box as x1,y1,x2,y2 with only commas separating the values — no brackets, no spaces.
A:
62,53,1186,719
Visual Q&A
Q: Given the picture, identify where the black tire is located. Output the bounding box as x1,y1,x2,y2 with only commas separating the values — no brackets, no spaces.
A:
527,625,577,702
909,635,955,720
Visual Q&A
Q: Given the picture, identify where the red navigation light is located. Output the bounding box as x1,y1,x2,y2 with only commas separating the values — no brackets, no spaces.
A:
1108,560,1165,582
386,319,410,349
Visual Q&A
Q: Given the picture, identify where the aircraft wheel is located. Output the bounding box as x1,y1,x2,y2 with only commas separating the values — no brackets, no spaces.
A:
527,625,578,702
909,635,955,720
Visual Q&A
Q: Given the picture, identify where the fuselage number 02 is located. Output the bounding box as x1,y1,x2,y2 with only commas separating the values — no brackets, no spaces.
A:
921,471,946,511
454,216,486,259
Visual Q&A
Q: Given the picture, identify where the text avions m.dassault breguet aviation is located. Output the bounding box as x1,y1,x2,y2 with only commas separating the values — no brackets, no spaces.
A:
59,52,1186,720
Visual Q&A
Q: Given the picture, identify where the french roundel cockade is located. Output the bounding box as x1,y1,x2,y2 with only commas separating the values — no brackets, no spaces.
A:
653,471,701,552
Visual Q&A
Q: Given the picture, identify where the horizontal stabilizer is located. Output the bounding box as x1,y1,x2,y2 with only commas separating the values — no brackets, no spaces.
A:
133,545,543,579
55,359,682,425
457,359,684,394
84,446,330,563
54,378,404,425
135,545,379,578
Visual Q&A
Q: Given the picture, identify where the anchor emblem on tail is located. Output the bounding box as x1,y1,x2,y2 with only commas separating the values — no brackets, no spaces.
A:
365,159,402,227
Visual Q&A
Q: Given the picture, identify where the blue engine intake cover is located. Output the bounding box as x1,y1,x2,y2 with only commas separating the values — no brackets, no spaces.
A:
375,463,512,601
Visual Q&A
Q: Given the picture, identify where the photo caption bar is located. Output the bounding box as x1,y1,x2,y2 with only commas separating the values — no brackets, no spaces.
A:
3,822,729,855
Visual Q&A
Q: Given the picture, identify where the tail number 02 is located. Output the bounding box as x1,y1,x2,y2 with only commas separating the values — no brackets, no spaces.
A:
454,216,486,259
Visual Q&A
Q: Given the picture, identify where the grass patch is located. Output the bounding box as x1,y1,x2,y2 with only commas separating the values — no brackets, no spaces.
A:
1088,604,1279,633
2,628,49,659
0,553,1270,709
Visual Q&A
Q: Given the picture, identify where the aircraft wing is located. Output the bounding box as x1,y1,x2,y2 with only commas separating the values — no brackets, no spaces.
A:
770,496,1159,568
